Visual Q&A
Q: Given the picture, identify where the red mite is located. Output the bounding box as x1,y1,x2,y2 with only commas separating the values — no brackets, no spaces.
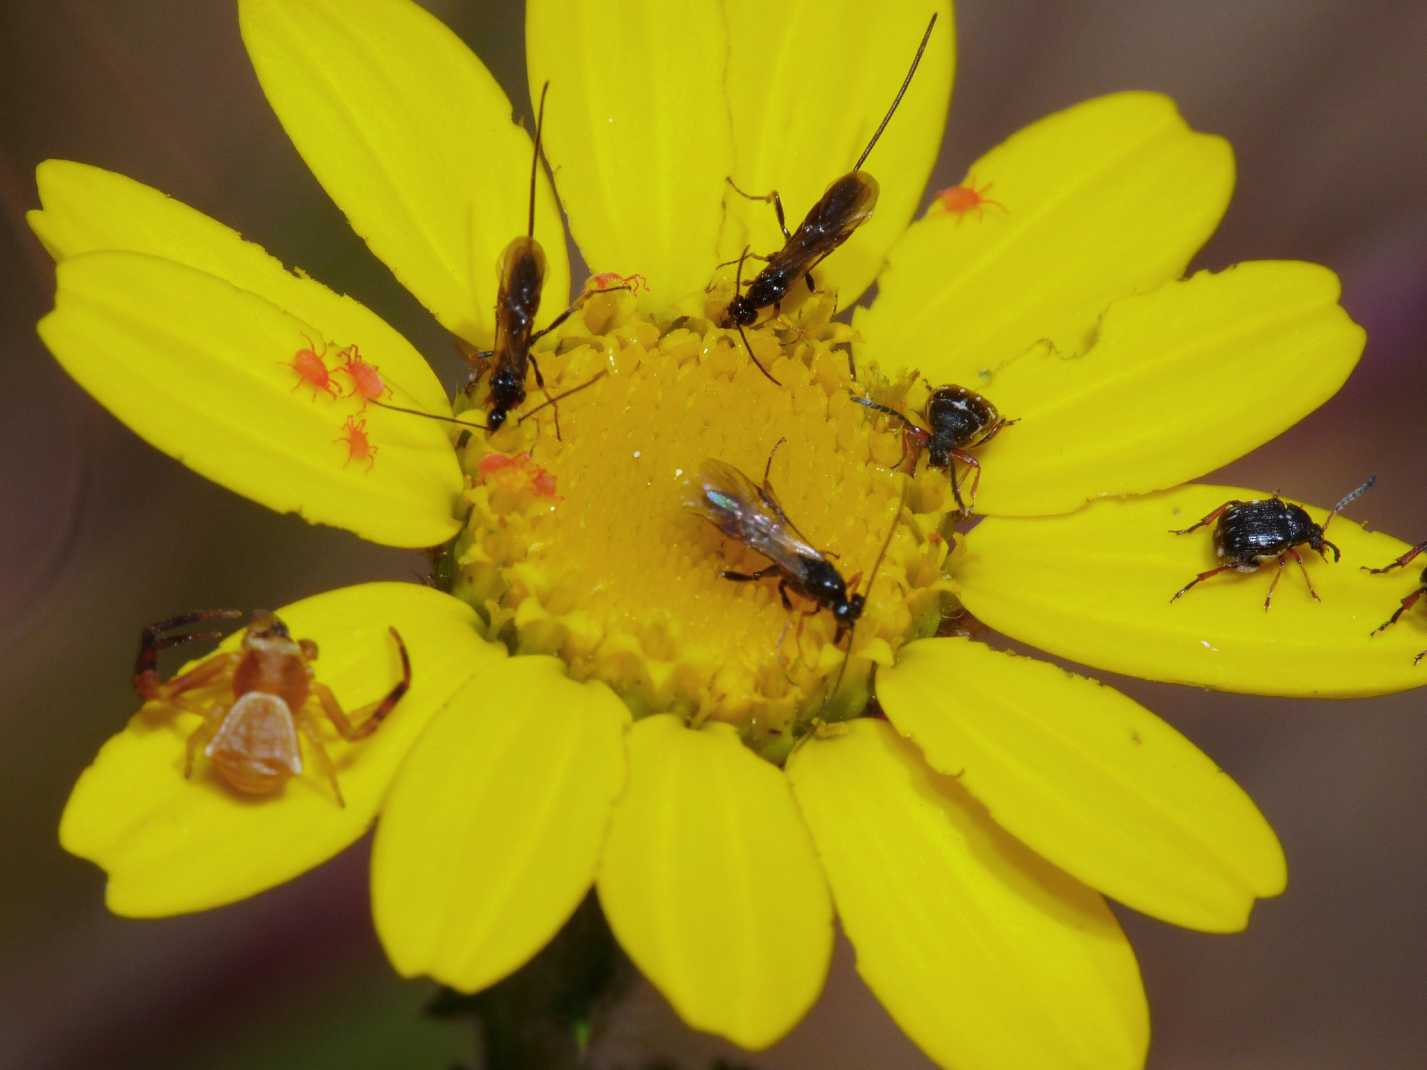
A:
933,176,1005,221
477,451,560,500
131,609,410,806
336,414,377,471
282,333,340,398
588,272,649,297
336,344,391,407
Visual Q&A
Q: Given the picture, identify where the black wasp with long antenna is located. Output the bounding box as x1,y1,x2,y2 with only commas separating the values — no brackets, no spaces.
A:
456,81,628,434
719,13,939,385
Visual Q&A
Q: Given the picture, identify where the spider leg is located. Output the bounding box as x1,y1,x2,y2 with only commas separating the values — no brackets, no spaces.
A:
296,710,346,807
313,628,410,741
183,703,227,778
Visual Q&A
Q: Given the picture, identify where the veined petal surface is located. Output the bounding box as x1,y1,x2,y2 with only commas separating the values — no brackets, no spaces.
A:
373,657,628,993
971,261,1364,516
597,716,833,1050
719,0,954,308
240,0,568,346
879,638,1286,932
60,584,493,916
958,484,1427,696
38,252,462,547
789,720,1147,1070
857,92,1233,381
526,0,731,309
28,160,448,416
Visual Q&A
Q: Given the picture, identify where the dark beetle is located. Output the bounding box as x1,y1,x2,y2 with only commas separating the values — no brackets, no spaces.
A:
852,383,1014,512
1169,477,1374,609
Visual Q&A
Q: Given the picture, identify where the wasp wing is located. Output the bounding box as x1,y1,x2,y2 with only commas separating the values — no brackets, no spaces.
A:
687,459,822,572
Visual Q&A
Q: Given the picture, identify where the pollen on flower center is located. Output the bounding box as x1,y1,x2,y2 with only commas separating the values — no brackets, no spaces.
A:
447,290,957,756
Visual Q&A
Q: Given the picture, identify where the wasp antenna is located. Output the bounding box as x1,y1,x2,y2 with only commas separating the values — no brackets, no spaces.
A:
852,13,938,173
733,245,781,385
1324,473,1377,532
528,81,550,240
820,477,910,718
517,370,608,425
370,398,490,432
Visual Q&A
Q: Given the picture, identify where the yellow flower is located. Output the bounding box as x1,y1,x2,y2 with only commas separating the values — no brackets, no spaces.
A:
32,2,1424,1067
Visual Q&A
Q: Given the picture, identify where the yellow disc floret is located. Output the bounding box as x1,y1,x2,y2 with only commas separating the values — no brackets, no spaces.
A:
449,289,957,759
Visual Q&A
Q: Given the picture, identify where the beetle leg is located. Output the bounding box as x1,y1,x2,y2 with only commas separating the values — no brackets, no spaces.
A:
1361,540,1427,575
1288,548,1320,603
1262,556,1288,611
948,450,983,512
1372,588,1425,636
1169,564,1240,603
1170,502,1237,536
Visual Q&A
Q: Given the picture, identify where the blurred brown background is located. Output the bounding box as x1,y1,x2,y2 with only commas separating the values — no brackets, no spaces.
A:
2,2,1424,1068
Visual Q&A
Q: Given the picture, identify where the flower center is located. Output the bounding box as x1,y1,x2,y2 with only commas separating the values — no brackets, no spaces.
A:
447,289,957,759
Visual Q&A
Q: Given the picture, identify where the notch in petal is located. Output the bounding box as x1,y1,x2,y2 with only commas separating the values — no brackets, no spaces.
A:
971,261,1365,516
857,91,1233,380
718,1,954,309
60,584,496,916
38,251,463,547
879,637,1286,931
789,720,1148,1070
598,716,833,1050
373,657,629,994
240,0,568,346
958,484,1427,696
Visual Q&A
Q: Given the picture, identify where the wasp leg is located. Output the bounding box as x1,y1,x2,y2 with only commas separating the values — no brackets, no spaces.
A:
1169,565,1240,603
1170,501,1238,536
1372,588,1425,636
722,564,780,583
713,251,773,271
725,177,792,242
1361,540,1427,574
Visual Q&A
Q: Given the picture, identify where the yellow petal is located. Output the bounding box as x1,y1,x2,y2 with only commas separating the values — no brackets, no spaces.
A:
38,251,462,547
788,720,1147,1070
239,0,568,345
879,638,1286,932
59,583,496,917
958,484,1427,697
856,91,1233,380
525,0,731,309
372,657,629,993
27,159,448,416
719,1,954,308
972,261,1365,516
597,716,833,1050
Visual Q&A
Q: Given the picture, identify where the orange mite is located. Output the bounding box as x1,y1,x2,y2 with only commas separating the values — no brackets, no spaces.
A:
131,610,411,806
336,344,391,407
934,176,1006,221
336,414,378,471
478,451,560,499
282,333,340,398
588,271,650,297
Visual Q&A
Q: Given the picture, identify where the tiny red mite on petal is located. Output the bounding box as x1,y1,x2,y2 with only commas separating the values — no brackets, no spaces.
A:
282,333,341,398
336,344,392,407
336,414,377,471
933,177,1006,221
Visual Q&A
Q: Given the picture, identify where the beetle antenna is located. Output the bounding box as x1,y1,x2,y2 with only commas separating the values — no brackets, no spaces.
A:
820,476,909,718
369,398,490,432
527,81,550,240
517,370,608,424
852,13,938,173
849,391,919,432
732,245,781,385
1323,473,1377,532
